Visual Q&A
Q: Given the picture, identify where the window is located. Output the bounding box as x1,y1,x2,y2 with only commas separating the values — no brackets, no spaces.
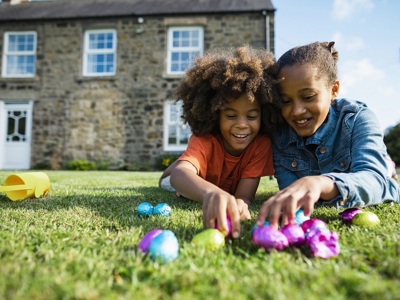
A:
83,29,117,77
163,101,191,151
167,26,203,75
2,32,37,78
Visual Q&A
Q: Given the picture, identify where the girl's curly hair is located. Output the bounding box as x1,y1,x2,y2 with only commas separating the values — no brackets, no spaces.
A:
174,45,281,136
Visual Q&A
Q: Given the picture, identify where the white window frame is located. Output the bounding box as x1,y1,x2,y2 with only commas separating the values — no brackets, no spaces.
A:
163,100,191,151
82,29,117,77
2,31,37,78
167,26,203,75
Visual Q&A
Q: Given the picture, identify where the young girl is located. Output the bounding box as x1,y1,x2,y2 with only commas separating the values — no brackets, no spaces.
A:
257,41,400,227
159,46,280,238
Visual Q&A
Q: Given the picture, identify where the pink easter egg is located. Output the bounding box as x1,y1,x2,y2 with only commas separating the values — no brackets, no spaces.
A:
252,225,288,251
339,207,362,223
300,218,327,234
281,224,305,247
215,216,232,236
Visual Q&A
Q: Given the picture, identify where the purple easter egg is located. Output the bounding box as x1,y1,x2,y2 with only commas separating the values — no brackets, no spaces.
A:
305,227,332,245
215,217,232,236
307,228,340,259
281,224,305,247
339,207,362,223
252,226,289,251
300,218,327,234
251,221,270,234
138,229,163,254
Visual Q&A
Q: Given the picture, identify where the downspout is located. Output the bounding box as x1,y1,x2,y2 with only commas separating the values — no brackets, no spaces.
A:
263,10,270,52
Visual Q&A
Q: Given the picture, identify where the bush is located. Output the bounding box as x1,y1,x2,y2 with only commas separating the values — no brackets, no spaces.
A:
65,159,97,171
156,153,181,170
384,123,400,165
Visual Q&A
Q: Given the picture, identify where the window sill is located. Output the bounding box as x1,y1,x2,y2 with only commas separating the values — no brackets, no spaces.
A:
75,75,117,82
0,76,39,82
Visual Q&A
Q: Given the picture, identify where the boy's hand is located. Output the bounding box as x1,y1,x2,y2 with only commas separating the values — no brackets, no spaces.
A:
202,191,241,238
236,198,251,220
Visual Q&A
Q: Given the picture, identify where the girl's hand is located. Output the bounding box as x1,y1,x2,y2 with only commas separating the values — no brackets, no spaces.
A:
256,176,333,227
202,191,241,238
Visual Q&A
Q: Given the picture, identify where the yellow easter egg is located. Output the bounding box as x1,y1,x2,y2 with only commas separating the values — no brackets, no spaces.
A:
191,229,225,251
352,212,380,227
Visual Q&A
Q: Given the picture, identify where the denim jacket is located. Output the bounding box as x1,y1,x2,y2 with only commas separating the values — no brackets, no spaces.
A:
272,98,400,208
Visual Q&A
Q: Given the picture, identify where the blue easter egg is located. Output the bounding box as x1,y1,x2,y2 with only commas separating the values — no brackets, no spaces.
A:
153,203,172,217
295,209,310,225
149,230,179,263
137,202,154,217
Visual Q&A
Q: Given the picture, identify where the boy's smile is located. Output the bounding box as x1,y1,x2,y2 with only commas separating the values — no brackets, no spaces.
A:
219,94,261,156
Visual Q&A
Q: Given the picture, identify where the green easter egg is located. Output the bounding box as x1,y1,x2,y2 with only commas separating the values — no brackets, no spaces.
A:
352,212,380,227
191,229,225,251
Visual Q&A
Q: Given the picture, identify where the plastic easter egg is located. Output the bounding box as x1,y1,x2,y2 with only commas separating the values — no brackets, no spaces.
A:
153,203,172,217
281,224,305,247
137,202,154,217
294,209,310,225
215,217,232,236
149,230,179,263
251,221,270,234
191,229,225,251
252,226,288,251
339,207,363,223
138,229,163,254
352,211,380,227
300,218,327,234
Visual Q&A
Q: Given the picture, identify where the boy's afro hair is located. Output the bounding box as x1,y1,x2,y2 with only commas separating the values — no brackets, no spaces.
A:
175,45,281,136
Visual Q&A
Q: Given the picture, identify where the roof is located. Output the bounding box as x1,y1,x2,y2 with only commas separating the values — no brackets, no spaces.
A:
0,0,275,21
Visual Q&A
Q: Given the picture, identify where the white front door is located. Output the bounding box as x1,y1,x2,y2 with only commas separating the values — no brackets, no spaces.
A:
0,102,33,170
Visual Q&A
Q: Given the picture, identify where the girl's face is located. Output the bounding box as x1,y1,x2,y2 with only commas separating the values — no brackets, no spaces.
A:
278,63,340,137
219,94,261,156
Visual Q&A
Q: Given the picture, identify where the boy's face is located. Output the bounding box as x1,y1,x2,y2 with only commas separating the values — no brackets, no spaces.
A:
278,63,340,137
219,94,261,156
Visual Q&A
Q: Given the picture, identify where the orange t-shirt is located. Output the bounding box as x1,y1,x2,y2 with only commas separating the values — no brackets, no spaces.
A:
177,134,273,195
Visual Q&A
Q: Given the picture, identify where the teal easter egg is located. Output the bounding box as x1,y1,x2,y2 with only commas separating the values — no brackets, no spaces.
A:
352,212,380,226
149,230,179,263
191,229,225,251
153,203,172,217
137,202,154,217
295,209,310,225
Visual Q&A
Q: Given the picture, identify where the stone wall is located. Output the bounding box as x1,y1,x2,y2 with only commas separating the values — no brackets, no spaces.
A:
0,12,274,170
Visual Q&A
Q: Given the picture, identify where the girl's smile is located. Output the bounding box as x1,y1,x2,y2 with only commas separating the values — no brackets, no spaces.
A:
278,63,339,137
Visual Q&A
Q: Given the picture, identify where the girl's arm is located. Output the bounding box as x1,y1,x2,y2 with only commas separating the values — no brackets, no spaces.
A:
257,175,338,227
170,160,242,238
322,107,397,207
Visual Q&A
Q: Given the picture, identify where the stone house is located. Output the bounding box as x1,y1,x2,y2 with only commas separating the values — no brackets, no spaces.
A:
0,0,275,170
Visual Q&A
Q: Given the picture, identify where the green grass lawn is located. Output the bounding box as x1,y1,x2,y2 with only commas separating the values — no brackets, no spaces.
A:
0,171,399,300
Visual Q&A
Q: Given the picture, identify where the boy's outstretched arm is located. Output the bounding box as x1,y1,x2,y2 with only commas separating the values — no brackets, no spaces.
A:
170,160,241,238
158,159,178,187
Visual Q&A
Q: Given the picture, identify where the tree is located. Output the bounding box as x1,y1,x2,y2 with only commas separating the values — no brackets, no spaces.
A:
384,123,400,165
